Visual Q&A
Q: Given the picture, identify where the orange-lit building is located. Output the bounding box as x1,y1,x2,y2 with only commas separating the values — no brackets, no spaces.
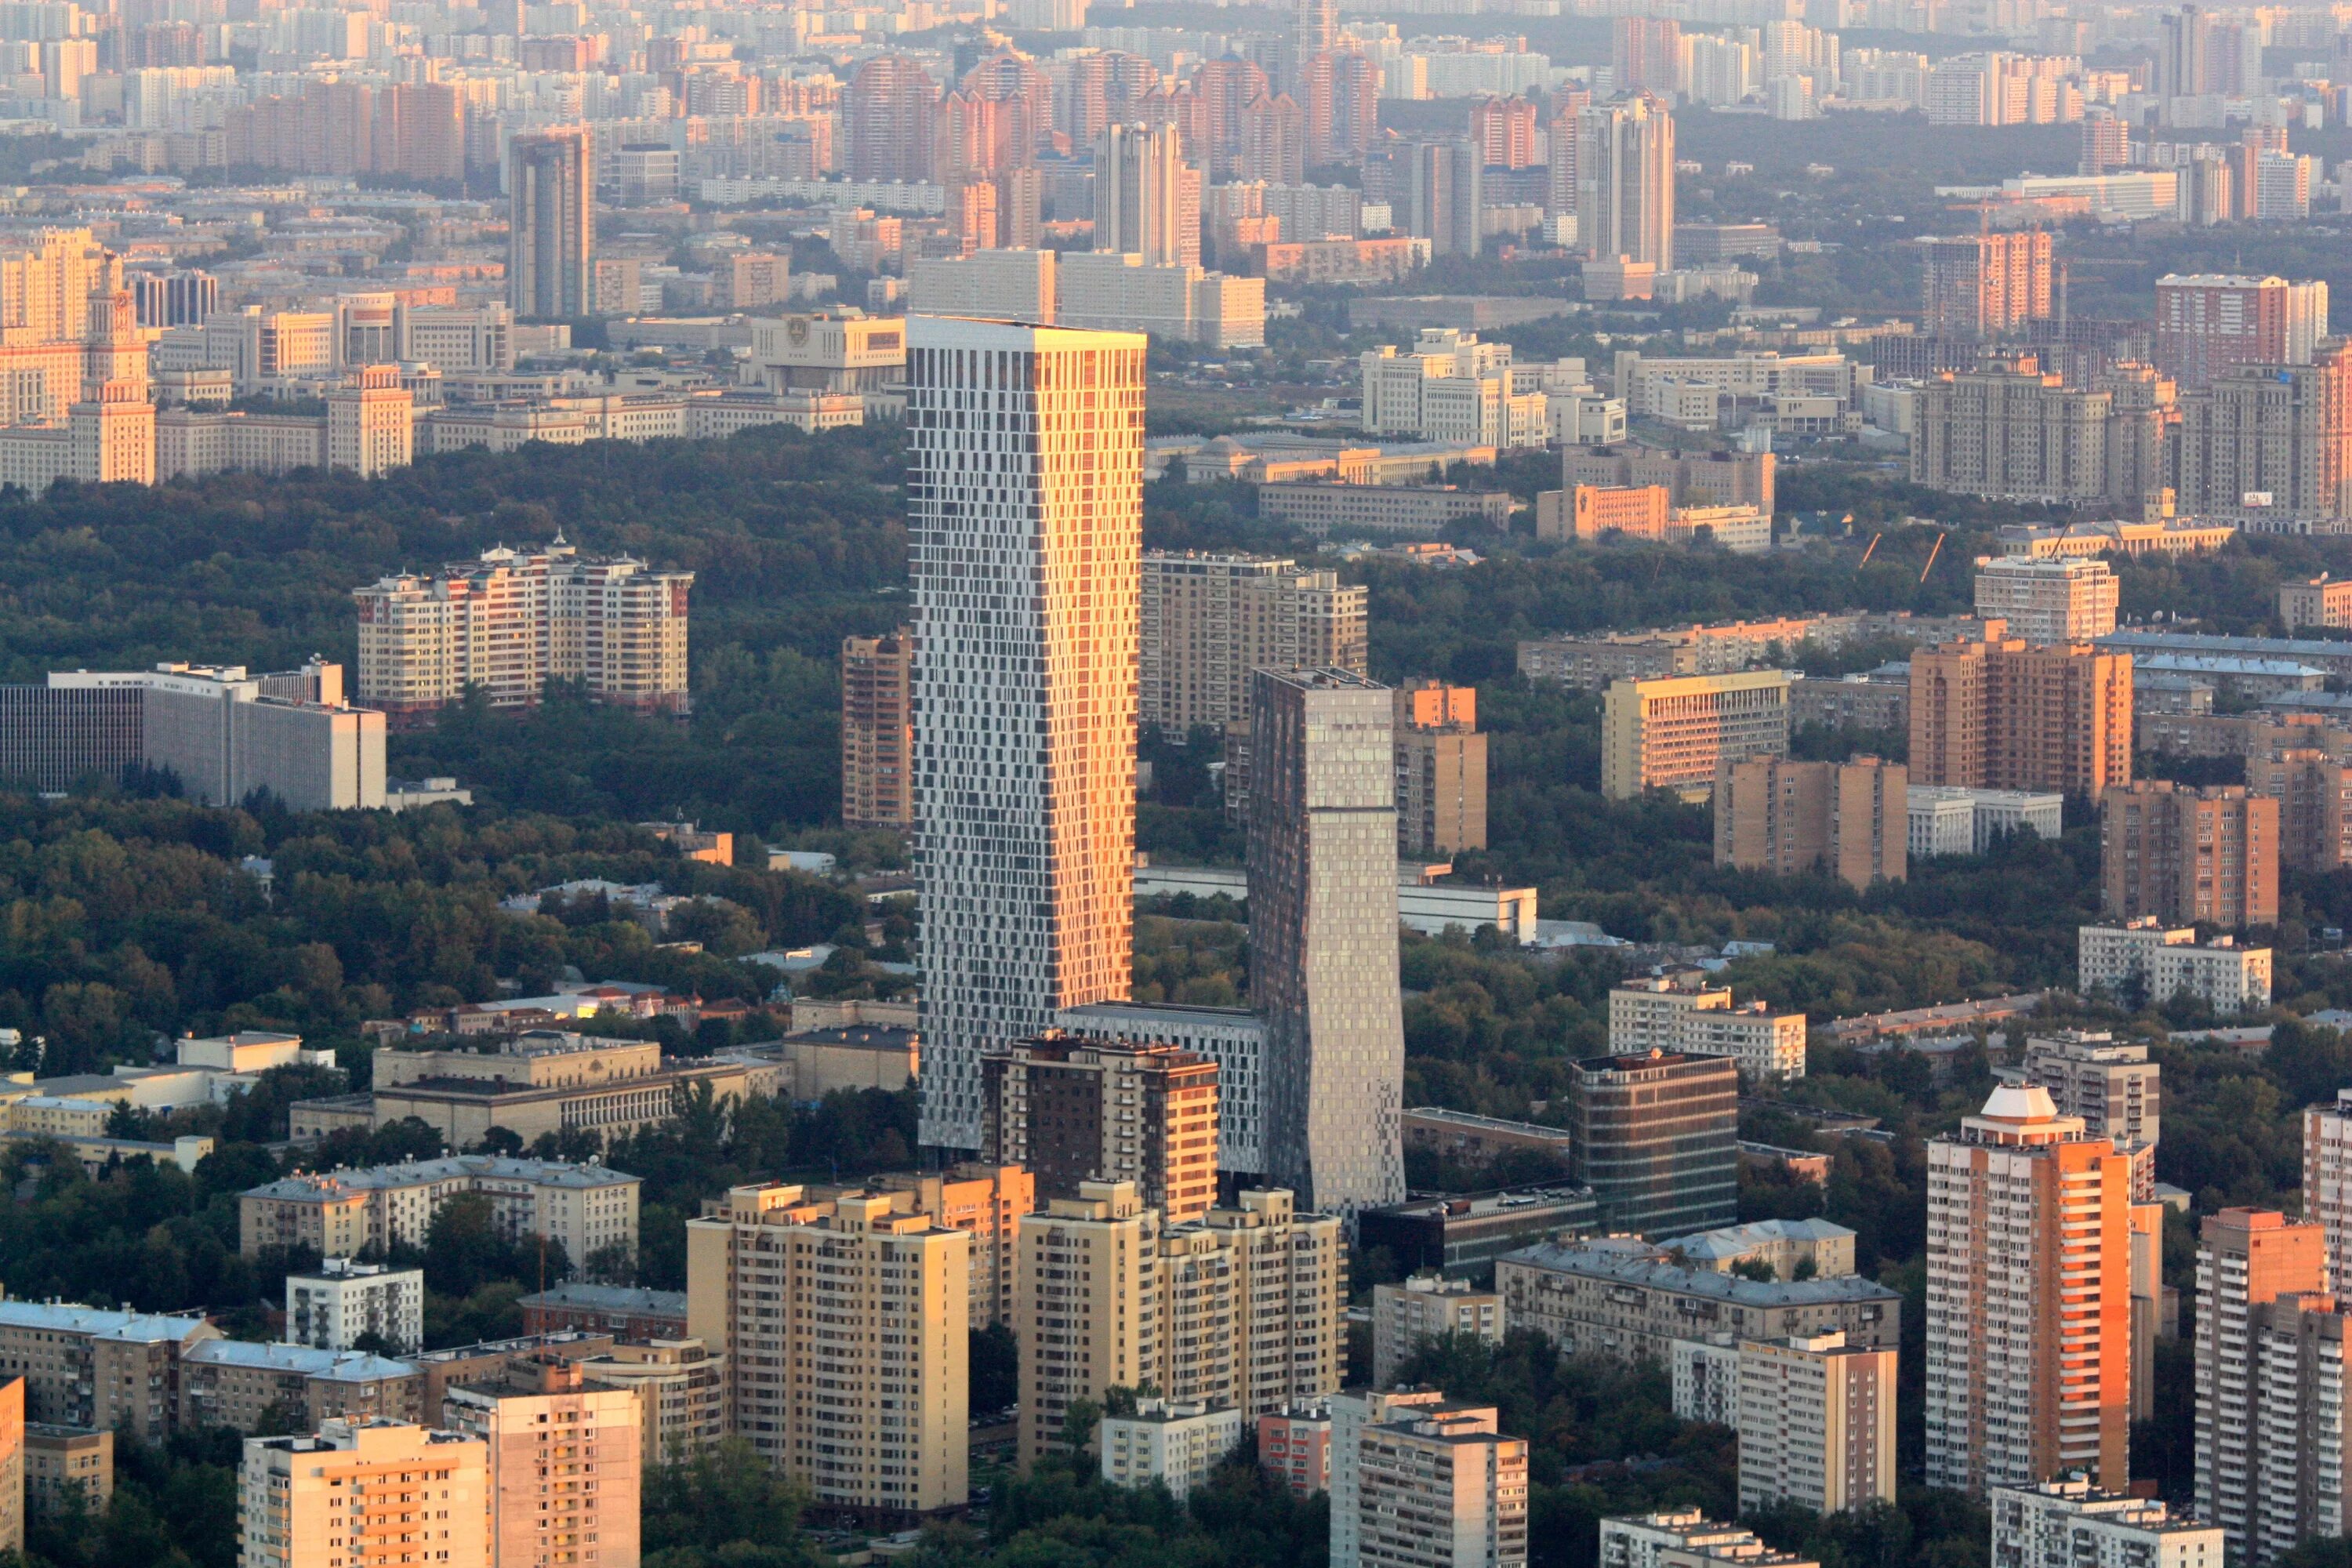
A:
1909,636,2132,797
2194,1208,2328,1560
841,629,914,829
2099,780,2278,928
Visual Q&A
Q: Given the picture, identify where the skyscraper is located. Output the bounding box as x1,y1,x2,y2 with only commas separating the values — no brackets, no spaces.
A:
844,54,941,182
1576,96,1675,270
2193,1207,2328,1560
1247,667,1405,1216
1569,1050,1738,1236
907,318,1147,1153
1611,18,1683,98
1918,230,2053,339
506,128,593,319
1926,1083,2136,1494
1095,122,1195,267
2172,341,2352,525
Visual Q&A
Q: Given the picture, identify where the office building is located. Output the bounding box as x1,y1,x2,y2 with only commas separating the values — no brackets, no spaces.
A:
0,1301,216,1440
1908,637,2132,797
1138,551,1367,734
1608,970,1806,1082
1247,667,1406,1216
2020,1032,2159,1200
1373,1274,1504,1387
1737,1332,1897,1514
1255,482,1511,539
1569,1051,1738,1236
1601,671,1792,803
1358,329,1544,448
238,1156,641,1266
1100,1401,1242,1500
2193,1207,2327,1559
2098,781,2278,928
1918,230,2053,339
0,659,383,810
1577,96,1675,270
1497,1240,1903,1365
684,1182,970,1515
2078,919,2272,1012
1352,1403,1529,1568
1926,1083,2137,1494
978,1034,1218,1224
507,128,593,319
908,318,1145,1155
1394,679,1486,857
2305,1089,2352,1292
2245,746,2352,872
1013,1181,1157,1468
238,1421,488,1568
2172,343,2352,526
1974,557,2119,644
1990,1481,2223,1568
441,1352,642,1568
1096,122,1197,268
284,1258,424,1356
1400,1109,1573,1176
840,630,913,831
2154,274,2328,389
1714,756,1906,891
354,542,692,723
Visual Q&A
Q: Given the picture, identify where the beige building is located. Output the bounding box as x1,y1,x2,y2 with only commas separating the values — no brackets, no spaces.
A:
1138,550,1368,733
869,1164,1036,1330
238,1155,641,1267
573,1340,727,1466
441,1354,642,1568
1714,755,1906,890
2099,780,2278,929
2281,574,2352,631
1353,1402,1529,1568
2245,746,2352,871
1609,970,1807,1081
841,630,913,830
24,1422,110,1517
1736,1332,1896,1514
1910,637,2133,798
1395,680,1487,857
1973,556,2119,644
1601,670,1791,802
354,540,691,724
1911,355,2171,511
1373,1274,1504,1387
2021,1031,2161,1201
238,1420,488,1568
0,1302,218,1442
325,365,415,477
684,1182,970,1518
1015,1181,1160,1470
2192,1207,2328,1562
183,1341,422,1435
980,1035,1219,1225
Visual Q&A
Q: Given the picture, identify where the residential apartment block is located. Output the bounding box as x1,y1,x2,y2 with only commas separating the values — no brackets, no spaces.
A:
2099,780,2278,928
2171,343,2352,527
353,541,692,724
2280,574,2352,632
1601,670,1791,802
1990,1480,2223,1568
2245,746,2352,871
1394,679,1487,858
1911,355,2172,512
1973,555,2118,644
1607,971,1807,1081
1714,755,1906,891
2020,1031,2160,1201
2194,1207,2328,1561
978,1034,1218,1225
284,1258,424,1355
1138,550,1367,733
1098,1400,1243,1501
1570,1051,1740,1235
238,1155,641,1266
1736,1332,1897,1515
684,1181,971,1517
2078,919,2273,1012
840,630,913,830
2304,1088,2352,1291
1372,1274,1504,1387
441,1352,642,1568
0,1302,218,1441
238,1421,488,1568
1909,637,2132,797
1351,1402,1529,1568
2153,273,2328,390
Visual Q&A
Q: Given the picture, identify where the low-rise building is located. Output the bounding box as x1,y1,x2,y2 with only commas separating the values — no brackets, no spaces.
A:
1610,971,1808,1081
1989,1479,2222,1568
1905,786,2063,856
238,1155,641,1266
2078,919,2273,1012
0,1302,218,1440
1400,1109,1573,1174
1355,1188,1601,1280
516,1284,688,1342
1495,1239,1903,1366
1256,481,1512,538
1099,1399,1244,1500
1653,1218,1857,1279
23,1423,111,1517
1373,1274,1505,1386
180,1341,422,1433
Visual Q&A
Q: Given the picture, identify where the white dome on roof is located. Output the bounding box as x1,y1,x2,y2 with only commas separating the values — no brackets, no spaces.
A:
1980,1083,2057,1122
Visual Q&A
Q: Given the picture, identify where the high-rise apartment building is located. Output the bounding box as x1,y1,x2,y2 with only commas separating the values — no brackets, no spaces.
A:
2099,780,2278,928
506,128,593,319
1372,1274,1504,1387
1095,122,1197,268
1736,1332,1896,1515
1926,1083,2137,1494
2172,342,2352,526
840,630,914,830
2154,274,2328,389
907,318,1146,1153
239,1420,488,1568
1137,551,1367,733
1352,1403,1529,1568
1014,1181,1156,1468
441,1353,642,1568
1394,679,1487,857
1908,637,2132,797
1973,557,2118,644
684,1183,970,1515
2246,1288,2352,1560
354,543,692,723
1911,356,2155,508
2304,1089,2352,1291
1577,96,1675,270
1247,667,1405,1216
1569,1051,1738,1236
2194,1207,2328,1560
1601,671,1791,802
1334,1389,1450,1568
1713,755,1907,891
2247,746,2352,872
1918,230,2053,339
844,55,940,182
979,1034,1218,1224
2020,1032,2160,1201
0,1377,17,1558
1990,1480,2223,1568
1612,19,1682,96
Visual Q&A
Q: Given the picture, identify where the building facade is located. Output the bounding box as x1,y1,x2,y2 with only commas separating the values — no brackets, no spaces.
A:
978,1034,1218,1224
1909,637,2132,797
840,630,913,830
1714,755,1906,891
441,1355,643,1568
1138,550,1367,733
1989,1481,2223,1568
508,128,594,318
238,1421,488,1568
1601,671,1792,803
2078,919,2273,1012
2193,1207,2328,1560
1736,1332,1896,1515
1973,556,2119,644
1394,678,1487,857
2098,780,2278,928
1569,1051,1739,1236
283,1259,424,1356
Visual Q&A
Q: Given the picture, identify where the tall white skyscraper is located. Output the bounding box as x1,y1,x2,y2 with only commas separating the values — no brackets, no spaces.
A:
1247,666,1406,1215
1095,123,1196,267
906,317,1148,1152
1576,96,1675,270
